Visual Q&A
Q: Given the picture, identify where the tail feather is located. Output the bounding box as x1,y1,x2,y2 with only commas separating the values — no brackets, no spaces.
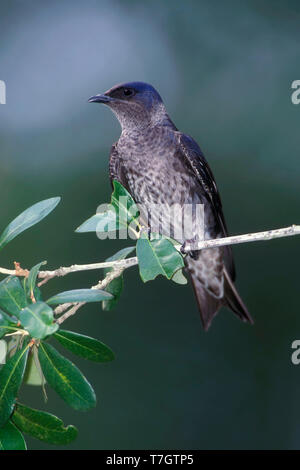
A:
189,276,223,331
188,263,253,331
223,268,253,324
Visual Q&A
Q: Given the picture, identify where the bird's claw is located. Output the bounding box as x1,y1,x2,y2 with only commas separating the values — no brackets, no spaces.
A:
180,242,187,255
180,240,198,259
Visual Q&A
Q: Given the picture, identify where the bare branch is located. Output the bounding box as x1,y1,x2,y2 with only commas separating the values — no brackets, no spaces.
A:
0,267,15,276
0,223,298,326
37,257,137,287
0,225,299,284
56,301,84,325
55,267,124,325
52,224,300,325
47,224,300,284
183,224,300,252
54,302,74,316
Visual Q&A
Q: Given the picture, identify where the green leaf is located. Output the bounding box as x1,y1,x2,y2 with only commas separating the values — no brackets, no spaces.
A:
6,336,20,360
171,268,188,285
12,403,77,445
23,348,45,386
38,342,96,411
103,277,123,311
75,209,120,233
26,261,47,299
0,197,61,251
22,276,43,304
102,246,135,311
111,180,140,228
0,310,16,339
0,343,29,427
54,330,114,362
0,276,27,317
136,233,184,282
0,420,26,450
105,246,136,262
0,309,13,325
19,302,58,339
47,289,112,305
76,181,140,234
0,326,18,340
32,286,43,302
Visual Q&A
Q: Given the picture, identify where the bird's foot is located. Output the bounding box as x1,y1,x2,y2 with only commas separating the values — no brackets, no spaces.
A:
180,239,199,259
180,242,187,256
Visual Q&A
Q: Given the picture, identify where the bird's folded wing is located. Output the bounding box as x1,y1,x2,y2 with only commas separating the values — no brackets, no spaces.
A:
178,132,236,280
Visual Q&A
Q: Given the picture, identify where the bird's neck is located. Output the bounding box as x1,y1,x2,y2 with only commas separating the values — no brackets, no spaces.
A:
120,120,175,142
118,121,178,158
116,103,177,134
120,116,177,138
150,103,177,129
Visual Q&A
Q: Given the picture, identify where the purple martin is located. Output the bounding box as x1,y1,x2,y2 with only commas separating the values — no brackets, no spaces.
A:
89,82,253,330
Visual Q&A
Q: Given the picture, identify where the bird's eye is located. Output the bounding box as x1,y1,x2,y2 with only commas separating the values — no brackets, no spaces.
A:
123,88,133,97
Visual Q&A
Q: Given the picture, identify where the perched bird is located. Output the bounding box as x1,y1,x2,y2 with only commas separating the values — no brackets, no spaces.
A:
89,82,253,330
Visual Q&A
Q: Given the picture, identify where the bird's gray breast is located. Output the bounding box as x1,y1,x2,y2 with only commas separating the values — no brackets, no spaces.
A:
113,125,224,299
117,128,196,200
115,127,214,243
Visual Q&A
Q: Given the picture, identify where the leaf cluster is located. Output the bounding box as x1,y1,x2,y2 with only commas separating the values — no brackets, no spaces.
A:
0,181,185,449
0,198,114,449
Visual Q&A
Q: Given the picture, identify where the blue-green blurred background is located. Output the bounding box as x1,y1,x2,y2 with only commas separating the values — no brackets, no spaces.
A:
0,0,300,450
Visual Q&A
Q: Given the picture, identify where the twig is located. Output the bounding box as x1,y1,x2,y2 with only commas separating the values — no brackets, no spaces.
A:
53,224,300,324
0,263,29,278
14,262,29,278
54,302,73,316
55,267,124,325
0,225,299,284
183,224,300,252
0,267,15,276
37,257,137,287
0,224,298,326
56,302,85,325
36,224,300,284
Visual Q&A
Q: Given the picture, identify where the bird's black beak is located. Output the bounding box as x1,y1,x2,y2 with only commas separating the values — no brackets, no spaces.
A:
88,94,114,104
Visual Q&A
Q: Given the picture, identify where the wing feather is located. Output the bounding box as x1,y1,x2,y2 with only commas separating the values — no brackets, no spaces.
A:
178,133,236,280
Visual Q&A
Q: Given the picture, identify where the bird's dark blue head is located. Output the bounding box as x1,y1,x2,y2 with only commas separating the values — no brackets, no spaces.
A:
88,81,171,131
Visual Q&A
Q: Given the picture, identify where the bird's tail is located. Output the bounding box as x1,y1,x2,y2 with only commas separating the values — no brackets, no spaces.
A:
186,257,253,331
223,268,253,325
